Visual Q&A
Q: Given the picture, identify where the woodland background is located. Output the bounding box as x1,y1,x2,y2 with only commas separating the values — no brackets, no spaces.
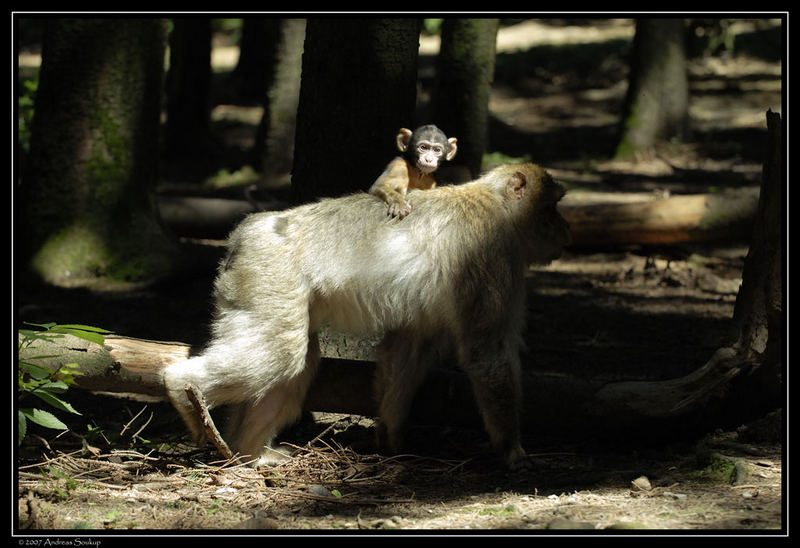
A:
15,16,784,533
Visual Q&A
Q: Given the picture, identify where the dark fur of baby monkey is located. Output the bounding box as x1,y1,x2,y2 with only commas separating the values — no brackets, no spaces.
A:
369,125,458,219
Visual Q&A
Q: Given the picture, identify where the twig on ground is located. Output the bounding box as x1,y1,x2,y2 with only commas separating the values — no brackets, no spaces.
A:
184,383,243,465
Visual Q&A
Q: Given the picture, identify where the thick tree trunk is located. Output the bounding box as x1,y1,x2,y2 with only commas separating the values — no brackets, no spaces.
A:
616,18,689,158
291,18,421,203
21,18,178,288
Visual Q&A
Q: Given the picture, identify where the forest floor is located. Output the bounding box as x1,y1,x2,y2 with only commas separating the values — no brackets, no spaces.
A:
16,19,785,536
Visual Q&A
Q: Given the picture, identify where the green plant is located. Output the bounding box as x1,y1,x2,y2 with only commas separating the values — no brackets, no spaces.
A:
18,322,112,444
18,78,37,152
46,466,80,500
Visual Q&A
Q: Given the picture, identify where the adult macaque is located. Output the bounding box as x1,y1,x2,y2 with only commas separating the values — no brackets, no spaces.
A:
369,124,458,218
163,163,571,469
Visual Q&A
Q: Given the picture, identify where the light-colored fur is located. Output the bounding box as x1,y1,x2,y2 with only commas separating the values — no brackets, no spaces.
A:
163,163,571,468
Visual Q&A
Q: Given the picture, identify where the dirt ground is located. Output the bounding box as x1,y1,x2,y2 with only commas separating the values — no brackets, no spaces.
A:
15,19,785,535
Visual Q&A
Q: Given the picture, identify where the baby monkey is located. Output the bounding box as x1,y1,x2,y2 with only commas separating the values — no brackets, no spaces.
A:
369,124,458,218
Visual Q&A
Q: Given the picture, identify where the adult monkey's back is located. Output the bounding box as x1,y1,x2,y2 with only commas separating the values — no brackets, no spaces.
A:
163,163,572,469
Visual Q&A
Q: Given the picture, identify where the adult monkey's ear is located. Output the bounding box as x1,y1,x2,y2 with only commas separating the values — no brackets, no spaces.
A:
506,171,528,200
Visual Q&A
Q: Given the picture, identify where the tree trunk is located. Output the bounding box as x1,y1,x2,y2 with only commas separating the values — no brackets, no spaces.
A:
616,18,689,158
251,19,306,185
291,18,421,203
21,18,178,288
430,18,499,178
163,18,213,181
726,109,783,410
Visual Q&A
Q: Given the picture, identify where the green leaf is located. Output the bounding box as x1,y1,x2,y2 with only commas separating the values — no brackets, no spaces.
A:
19,332,64,347
59,363,85,379
23,322,57,330
49,326,108,346
38,380,70,393
31,390,81,415
19,361,53,380
20,323,112,347
20,408,69,430
18,411,27,445
53,324,114,333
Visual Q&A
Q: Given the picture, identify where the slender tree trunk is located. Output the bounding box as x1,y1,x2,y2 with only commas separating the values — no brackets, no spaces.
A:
251,19,305,184
431,18,499,178
291,18,421,203
615,18,689,158
21,18,178,288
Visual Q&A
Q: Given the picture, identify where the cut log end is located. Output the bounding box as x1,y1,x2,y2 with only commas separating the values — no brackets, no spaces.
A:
105,335,191,372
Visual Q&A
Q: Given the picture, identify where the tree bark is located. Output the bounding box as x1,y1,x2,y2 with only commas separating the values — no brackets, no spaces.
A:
21,18,178,288
291,18,421,203
725,110,783,411
430,18,499,178
616,18,689,158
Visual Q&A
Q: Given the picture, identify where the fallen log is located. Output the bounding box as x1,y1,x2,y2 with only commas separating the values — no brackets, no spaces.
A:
558,186,760,246
16,330,757,441
157,196,286,239
158,187,760,245
17,334,189,398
